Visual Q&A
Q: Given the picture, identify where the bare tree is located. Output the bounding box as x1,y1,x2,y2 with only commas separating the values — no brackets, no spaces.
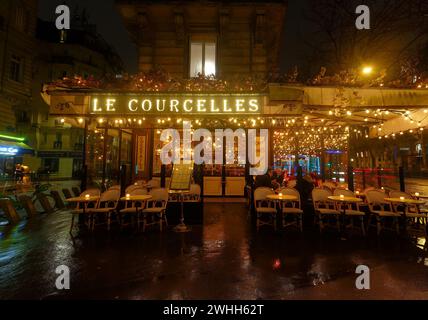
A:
304,0,428,77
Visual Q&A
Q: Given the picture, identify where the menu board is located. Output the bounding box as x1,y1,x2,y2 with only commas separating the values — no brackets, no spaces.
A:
169,162,193,191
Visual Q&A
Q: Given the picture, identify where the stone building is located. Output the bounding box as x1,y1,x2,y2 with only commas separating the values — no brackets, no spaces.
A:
17,13,123,179
116,0,287,79
0,0,38,176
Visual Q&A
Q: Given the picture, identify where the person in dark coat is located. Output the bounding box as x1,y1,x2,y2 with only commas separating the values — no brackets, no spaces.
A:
254,169,273,189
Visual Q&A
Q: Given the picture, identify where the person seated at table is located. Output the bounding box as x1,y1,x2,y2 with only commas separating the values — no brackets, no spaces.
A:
255,169,273,189
296,174,315,206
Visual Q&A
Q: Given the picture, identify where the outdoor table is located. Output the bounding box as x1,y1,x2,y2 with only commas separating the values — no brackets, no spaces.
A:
412,193,428,200
120,194,153,213
66,195,100,233
384,197,425,206
120,195,152,202
328,195,363,239
385,197,426,231
266,194,298,202
169,190,190,232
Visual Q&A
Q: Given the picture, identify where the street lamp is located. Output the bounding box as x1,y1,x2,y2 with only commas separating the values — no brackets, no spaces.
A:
361,66,373,75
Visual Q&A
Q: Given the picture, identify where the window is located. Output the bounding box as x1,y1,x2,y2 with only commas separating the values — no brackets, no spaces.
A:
17,111,28,122
42,158,59,173
13,6,26,32
9,55,22,82
189,42,216,77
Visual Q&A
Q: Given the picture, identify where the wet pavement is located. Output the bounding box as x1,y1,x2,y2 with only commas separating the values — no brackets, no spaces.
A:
0,202,428,300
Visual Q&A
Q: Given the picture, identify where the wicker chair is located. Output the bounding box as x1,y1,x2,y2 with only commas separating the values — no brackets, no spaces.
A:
119,188,148,230
333,188,366,236
277,187,303,231
312,188,341,233
366,189,401,235
87,189,120,231
254,187,277,231
141,188,169,232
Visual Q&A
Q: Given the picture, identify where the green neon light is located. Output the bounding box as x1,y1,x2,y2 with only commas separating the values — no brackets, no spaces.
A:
0,134,25,142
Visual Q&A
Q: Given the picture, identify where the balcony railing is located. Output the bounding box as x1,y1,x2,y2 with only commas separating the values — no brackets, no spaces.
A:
53,141,62,149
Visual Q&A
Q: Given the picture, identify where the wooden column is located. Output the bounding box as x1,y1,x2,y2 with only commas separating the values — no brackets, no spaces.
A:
320,133,326,182
80,119,88,192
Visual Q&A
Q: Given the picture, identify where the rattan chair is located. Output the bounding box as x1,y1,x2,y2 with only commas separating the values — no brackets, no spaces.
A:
254,187,277,231
366,189,401,235
141,188,169,232
87,189,120,231
333,188,366,236
277,187,303,231
119,188,148,230
312,188,341,233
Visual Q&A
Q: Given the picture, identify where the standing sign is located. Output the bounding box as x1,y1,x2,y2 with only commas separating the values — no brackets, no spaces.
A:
169,162,194,191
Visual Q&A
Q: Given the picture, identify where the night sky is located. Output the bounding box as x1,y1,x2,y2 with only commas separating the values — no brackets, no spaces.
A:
37,0,312,74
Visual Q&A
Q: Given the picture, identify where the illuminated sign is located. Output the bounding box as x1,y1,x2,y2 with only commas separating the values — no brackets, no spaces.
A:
0,147,19,155
90,94,263,115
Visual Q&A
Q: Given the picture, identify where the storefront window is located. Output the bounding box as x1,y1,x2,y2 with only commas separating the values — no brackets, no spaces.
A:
86,126,104,185
105,129,120,184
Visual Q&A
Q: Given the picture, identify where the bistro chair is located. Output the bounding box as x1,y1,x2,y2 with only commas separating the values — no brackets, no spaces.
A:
184,184,201,202
366,189,401,235
62,188,73,199
287,180,297,188
140,188,169,232
125,184,141,195
389,190,427,232
277,187,303,231
72,186,81,197
88,189,120,231
322,181,337,191
18,195,38,218
62,188,74,208
0,199,20,224
108,185,121,191
147,179,160,189
312,188,341,233
50,190,66,210
70,189,101,229
253,187,277,231
119,188,148,230
134,180,147,186
333,188,366,236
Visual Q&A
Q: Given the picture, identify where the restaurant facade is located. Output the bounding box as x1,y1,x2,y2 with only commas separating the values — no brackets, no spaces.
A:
41,0,428,195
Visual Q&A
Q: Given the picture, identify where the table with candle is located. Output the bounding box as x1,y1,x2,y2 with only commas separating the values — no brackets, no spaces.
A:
66,194,100,234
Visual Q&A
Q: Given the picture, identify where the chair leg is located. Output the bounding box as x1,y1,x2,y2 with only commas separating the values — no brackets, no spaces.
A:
395,217,400,235
159,213,163,232
361,217,366,236
376,217,381,236
164,213,168,227
336,216,341,232
69,215,75,233
299,215,303,232
143,215,147,232
319,215,323,233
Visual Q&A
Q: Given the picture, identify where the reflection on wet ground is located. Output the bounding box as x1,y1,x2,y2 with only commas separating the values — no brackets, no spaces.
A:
0,203,427,300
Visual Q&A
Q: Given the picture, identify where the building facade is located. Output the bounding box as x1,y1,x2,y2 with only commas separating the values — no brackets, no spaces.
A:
0,0,38,177
17,14,123,179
